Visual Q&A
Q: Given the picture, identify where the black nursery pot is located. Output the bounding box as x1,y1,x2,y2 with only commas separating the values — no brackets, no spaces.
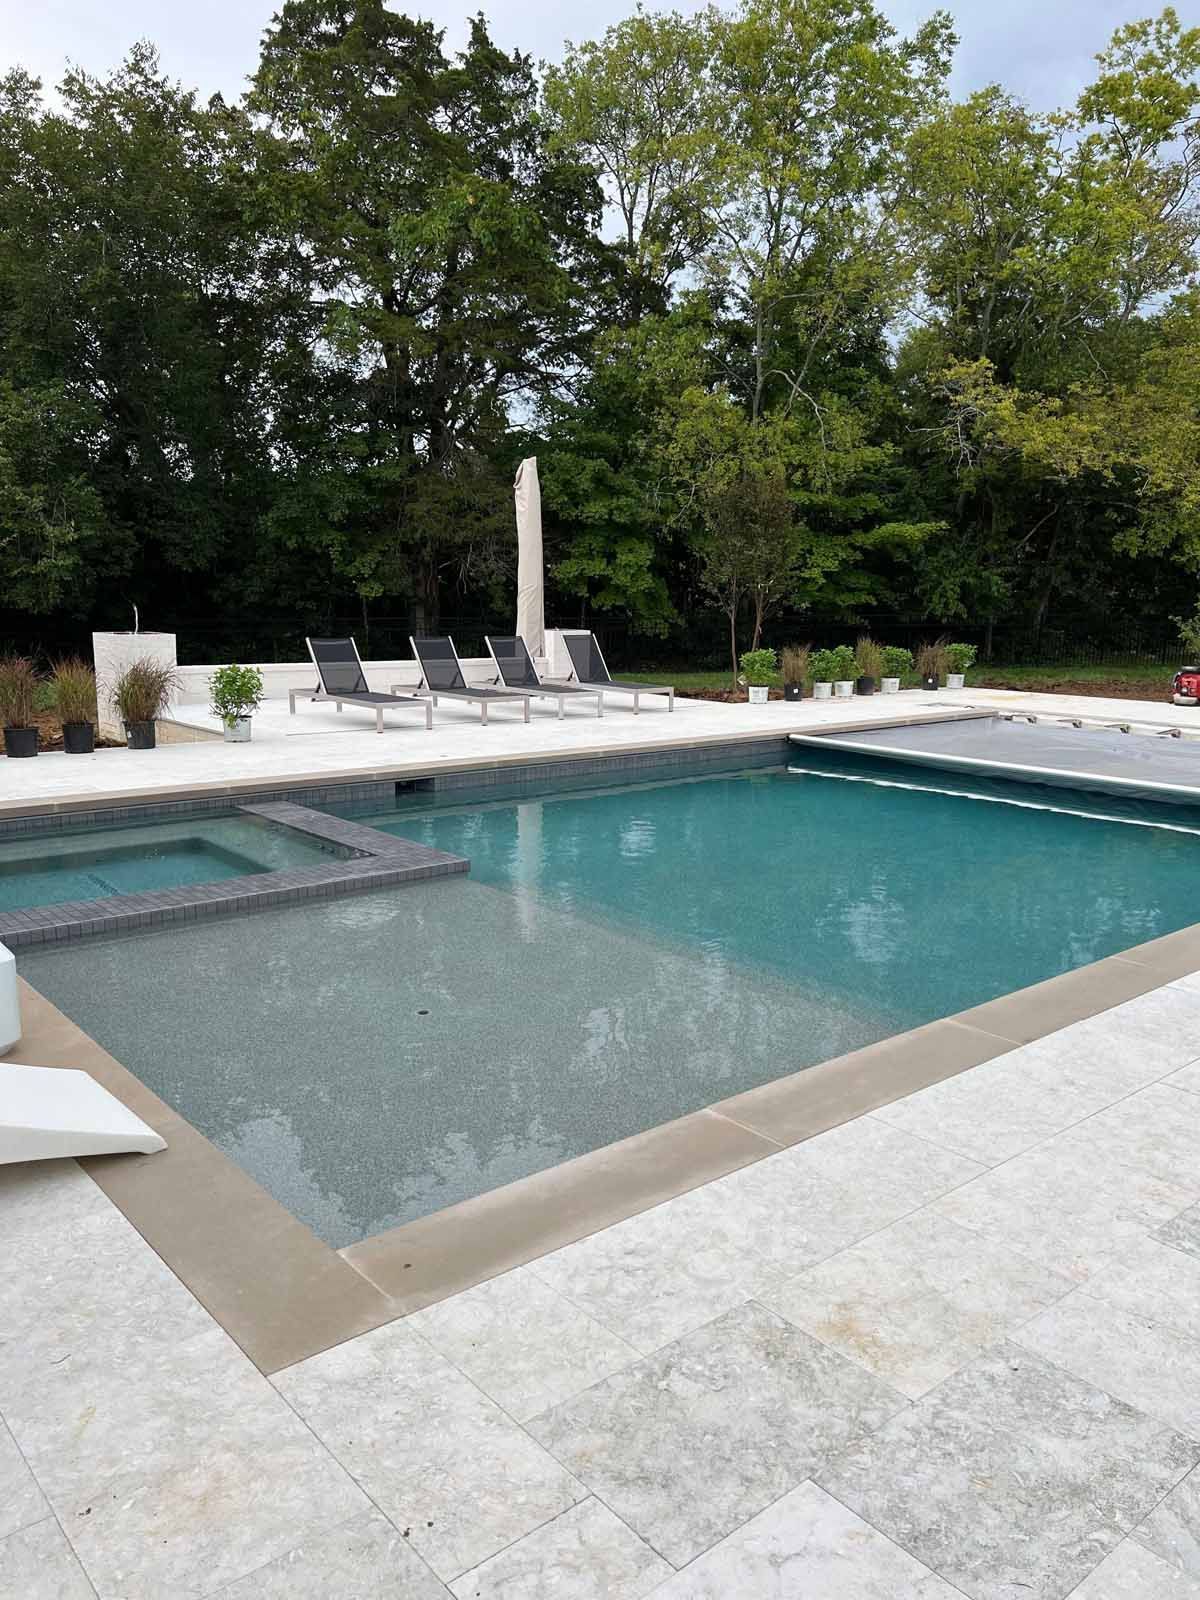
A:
855,675,876,695
783,682,805,701
3,725,37,758
125,720,157,750
62,721,95,755
921,673,939,691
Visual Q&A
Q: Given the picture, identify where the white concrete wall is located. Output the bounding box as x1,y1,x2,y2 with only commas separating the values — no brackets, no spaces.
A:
0,943,19,1056
93,632,178,740
546,629,590,681
172,655,507,704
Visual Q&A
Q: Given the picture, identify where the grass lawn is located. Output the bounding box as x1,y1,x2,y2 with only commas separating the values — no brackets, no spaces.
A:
617,659,1178,700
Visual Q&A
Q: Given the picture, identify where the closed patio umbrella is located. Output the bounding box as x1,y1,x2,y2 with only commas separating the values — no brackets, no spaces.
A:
514,456,545,659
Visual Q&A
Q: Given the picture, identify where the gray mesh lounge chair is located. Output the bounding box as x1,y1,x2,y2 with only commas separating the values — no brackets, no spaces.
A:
291,637,433,733
485,636,603,719
553,632,674,713
403,637,531,724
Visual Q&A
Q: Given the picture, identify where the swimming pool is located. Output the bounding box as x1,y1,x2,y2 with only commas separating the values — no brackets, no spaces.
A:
0,812,336,913
19,753,1200,1246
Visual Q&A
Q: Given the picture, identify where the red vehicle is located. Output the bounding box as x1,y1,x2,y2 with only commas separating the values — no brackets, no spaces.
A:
1172,666,1200,705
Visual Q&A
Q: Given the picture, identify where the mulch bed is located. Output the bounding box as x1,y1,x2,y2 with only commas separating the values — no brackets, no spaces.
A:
688,679,1177,704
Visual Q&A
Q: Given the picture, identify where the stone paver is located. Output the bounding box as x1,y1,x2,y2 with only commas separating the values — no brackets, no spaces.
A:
272,1318,585,1581
210,1508,449,1599
407,1265,639,1422
1016,1290,1200,1438
763,1209,1071,1397
0,1418,47,1542
0,1517,95,1599
645,1480,962,1598
1132,1463,1200,1582
448,1499,670,1600
1069,1538,1200,1598
817,1342,1200,1600
527,1300,907,1567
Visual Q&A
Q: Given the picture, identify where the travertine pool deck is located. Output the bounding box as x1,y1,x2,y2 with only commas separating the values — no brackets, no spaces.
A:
6,683,1200,1597
4,971,1200,1599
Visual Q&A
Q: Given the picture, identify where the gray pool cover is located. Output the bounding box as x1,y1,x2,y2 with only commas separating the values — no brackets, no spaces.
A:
792,714,1200,802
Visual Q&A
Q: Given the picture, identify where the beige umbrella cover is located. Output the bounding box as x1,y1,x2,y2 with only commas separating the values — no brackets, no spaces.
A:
514,456,545,658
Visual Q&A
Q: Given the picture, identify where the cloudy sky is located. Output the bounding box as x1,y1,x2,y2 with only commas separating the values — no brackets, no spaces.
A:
7,0,1142,109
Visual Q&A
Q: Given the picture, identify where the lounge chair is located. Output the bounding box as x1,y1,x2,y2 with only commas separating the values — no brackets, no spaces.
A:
291,637,433,733
552,632,674,713
403,637,531,723
485,636,604,719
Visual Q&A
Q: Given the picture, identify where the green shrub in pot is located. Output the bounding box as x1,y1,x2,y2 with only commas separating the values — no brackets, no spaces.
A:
209,663,265,742
944,643,977,686
739,647,777,703
0,654,39,758
112,657,179,749
827,644,858,695
882,645,913,682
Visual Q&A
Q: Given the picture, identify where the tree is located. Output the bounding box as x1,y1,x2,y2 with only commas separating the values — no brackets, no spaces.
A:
544,8,714,318
0,380,115,611
250,0,605,628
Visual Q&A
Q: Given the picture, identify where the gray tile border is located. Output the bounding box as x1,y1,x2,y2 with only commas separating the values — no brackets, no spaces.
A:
0,839,468,949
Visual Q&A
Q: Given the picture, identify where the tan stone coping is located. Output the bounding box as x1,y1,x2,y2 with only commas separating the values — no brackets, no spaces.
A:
0,705,994,820
9,914,1196,1376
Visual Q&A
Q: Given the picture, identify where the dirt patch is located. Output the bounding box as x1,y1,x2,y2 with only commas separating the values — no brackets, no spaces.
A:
972,674,1173,701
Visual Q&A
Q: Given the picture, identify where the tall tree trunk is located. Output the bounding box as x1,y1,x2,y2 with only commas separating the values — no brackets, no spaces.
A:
750,590,765,652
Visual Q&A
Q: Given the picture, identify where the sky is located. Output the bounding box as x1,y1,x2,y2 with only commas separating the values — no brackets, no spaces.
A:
5,0,1146,111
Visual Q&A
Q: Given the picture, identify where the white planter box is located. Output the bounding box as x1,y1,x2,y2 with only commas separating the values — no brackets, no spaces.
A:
222,717,252,743
946,673,965,690
748,685,769,705
881,677,900,693
813,682,833,699
834,680,854,698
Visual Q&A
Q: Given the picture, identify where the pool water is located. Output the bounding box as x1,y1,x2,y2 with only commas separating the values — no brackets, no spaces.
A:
0,813,334,912
20,756,1200,1247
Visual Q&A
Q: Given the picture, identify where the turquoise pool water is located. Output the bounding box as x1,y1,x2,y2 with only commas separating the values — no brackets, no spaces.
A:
0,813,333,912
20,755,1200,1246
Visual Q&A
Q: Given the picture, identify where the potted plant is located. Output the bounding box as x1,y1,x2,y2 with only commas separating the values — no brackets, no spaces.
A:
781,644,811,701
854,636,884,695
829,644,857,698
944,642,977,690
809,648,837,698
51,657,97,754
915,638,947,691
881,645,912,694
111,657,179,749
209,663,265,742
0,655,39,759
739,647,776,705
